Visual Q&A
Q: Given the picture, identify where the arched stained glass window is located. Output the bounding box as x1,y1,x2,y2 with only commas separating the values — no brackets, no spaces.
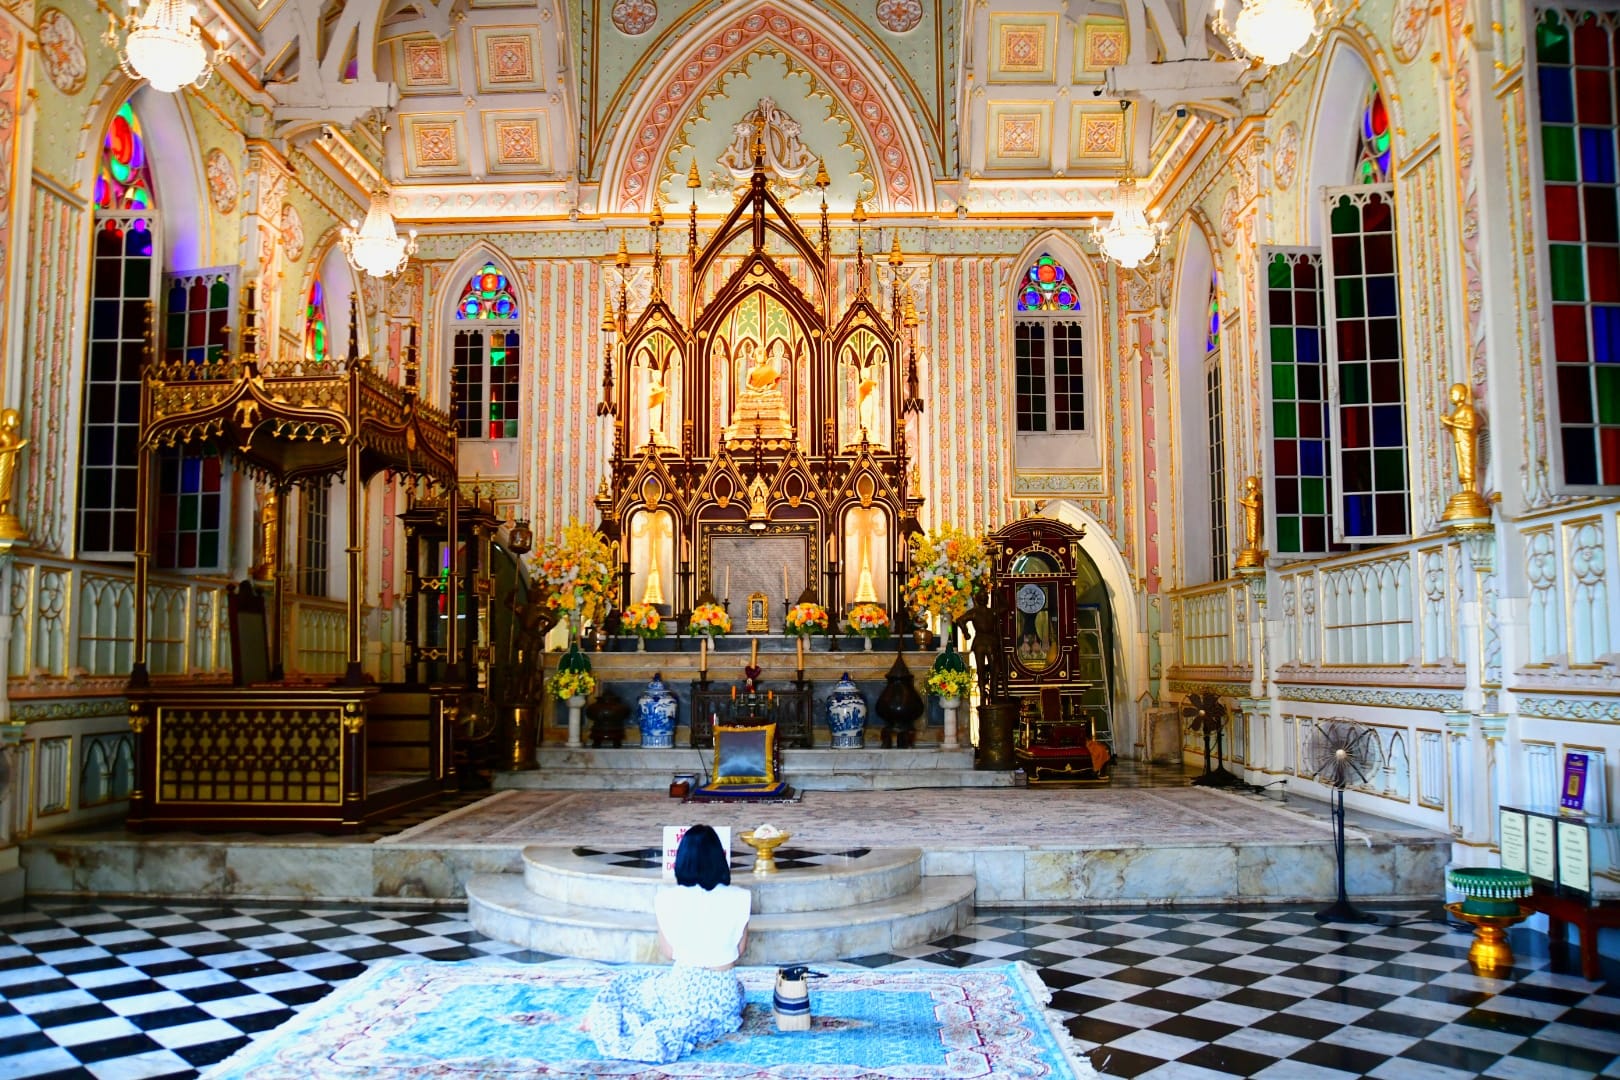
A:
95,101,155,211
1357,86,1393,184
1206,270,1221,354
457,262,519,320
452,259,522,437
1017,253,1083,312
304,278,328,364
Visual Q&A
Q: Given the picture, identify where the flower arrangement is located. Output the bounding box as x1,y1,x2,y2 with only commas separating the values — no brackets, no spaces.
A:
622,602,665,640
905,525,991,622
688,602,732,638
846,602,891,639
535,521,615,628
784,601,830,637
926,668,974,701
545,669,596,701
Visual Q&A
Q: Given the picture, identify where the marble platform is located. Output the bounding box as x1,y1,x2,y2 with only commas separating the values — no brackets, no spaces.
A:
19,781,1452,910
498,747,1015,791
466,846,976,962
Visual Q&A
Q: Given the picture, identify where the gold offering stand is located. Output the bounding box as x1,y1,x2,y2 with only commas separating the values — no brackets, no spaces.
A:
127,295,459,831
1446,868,1533,973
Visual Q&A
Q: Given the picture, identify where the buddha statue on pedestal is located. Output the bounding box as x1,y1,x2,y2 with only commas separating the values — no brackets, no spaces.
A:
727,338,792,441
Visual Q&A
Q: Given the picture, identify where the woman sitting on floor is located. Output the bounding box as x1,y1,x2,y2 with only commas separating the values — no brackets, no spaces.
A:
585,824,752,1063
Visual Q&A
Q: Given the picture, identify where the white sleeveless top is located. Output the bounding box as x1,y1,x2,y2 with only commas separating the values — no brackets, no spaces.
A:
655,884,752,967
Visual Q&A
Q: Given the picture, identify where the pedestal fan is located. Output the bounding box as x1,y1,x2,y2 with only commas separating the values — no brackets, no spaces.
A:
1307,718,1380,924
1183,691,1241,788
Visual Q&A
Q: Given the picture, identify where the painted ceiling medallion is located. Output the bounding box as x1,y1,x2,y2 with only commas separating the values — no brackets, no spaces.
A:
876,0,923,34
720,97,816,191
612,0,657,36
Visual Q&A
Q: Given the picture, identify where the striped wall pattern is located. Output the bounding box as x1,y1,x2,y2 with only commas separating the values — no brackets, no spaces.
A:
530,259,607,536
21,182,87,555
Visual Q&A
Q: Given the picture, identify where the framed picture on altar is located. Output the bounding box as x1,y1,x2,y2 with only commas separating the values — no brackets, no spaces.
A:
747,592,769,633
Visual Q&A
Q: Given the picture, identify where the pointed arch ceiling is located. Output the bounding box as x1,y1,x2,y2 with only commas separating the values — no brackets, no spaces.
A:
599,3,936,213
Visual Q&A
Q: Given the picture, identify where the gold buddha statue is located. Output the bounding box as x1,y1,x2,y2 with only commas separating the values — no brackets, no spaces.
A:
727,338,791,440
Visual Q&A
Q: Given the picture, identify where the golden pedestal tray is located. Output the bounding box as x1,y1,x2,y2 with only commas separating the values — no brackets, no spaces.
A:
1446,902,1529,972
739,829,790,874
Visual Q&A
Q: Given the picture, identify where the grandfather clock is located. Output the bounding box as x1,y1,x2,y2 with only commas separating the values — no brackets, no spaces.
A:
986,516,1113,784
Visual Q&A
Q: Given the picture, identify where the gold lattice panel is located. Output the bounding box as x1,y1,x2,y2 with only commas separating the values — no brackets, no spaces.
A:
157,707,344,804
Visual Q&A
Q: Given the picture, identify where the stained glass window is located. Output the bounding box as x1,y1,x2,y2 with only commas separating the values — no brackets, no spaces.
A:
456,263,519,320
305,278,328,364
451,261,521,438
1206,272,1228,580
1264,249,1342,555
1357,87,1393,184
1326,187,1409,540
81,100,157,558
1017,253,1083,311
95,102,154,211
1535,8,1620,487
157,270,233,570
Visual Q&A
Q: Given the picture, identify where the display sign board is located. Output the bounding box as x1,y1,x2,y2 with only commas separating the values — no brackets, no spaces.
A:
1528,813,1558,884
1500,808,1528,875
1558,818,1591,894
661,825,733,881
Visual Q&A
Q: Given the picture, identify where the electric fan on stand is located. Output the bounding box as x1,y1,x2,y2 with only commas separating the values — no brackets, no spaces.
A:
1307,718,1380,924
1183,691,1241,788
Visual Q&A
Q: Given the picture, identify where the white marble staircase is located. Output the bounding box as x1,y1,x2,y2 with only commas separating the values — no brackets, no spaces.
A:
495,746,1017,791
466,846,975,963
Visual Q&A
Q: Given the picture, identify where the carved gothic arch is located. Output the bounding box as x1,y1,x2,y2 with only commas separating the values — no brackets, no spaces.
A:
1299,29,1406,244
599,0,934,213
1167,215,1221,587
429,245,528,414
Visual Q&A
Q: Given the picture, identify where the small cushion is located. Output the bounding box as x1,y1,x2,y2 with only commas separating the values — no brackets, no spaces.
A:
711,724,777,787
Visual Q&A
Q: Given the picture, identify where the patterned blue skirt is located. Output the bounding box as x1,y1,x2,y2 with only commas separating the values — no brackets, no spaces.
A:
585,964,745,1063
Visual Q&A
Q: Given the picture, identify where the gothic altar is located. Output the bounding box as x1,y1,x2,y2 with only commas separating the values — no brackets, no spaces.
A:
594,115,925,633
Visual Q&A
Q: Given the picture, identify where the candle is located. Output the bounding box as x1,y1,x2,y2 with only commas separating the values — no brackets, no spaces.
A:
767,690,773,702
725,567,731,599
700,635,708,674
682,536,692,564
783,565,789,598
731,685,737,700
796,635,804,669
827,536,837,563
750,637,759,666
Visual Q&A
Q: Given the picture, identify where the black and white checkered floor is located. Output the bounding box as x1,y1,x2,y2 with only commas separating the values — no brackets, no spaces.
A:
1,900,1615,1079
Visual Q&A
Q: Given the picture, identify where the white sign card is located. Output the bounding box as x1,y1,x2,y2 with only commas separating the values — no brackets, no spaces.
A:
661,825,734,881
1558,819,1591,893
1499,808,1528,875
1527,813,1558,883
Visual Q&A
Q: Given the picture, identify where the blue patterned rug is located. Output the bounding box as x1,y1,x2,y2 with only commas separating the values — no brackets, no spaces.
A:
201,959,1096,1079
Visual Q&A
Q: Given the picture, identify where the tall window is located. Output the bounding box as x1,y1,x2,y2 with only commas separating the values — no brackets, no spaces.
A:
1206,273,1229,580
1325,187,1409,540
1014,253,1085,433
80,101,156,558
1265,250,1341,555
156,270,233,569
304,277,328,364
300,486,329,596
1357,87,1392,184
1535,8,1620,487
453,261,521,439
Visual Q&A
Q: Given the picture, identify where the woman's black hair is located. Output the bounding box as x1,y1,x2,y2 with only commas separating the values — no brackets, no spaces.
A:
672,824,731,890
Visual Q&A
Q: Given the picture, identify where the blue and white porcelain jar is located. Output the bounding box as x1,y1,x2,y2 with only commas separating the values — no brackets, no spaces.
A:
637,673,678,749
826,673,867,749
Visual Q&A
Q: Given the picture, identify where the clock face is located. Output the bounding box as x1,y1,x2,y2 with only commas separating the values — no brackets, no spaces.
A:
1016,583,1047,614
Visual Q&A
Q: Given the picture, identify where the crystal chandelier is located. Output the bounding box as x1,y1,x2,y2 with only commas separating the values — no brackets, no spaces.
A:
104,0,227,94
1212,0,1328,67
1091,176,1165,270
341,190,418,279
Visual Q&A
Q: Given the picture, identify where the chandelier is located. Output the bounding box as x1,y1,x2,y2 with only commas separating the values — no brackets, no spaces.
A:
341,191,418,279
1091,176,1165,270
1212,0,1327,67
105,0,227,94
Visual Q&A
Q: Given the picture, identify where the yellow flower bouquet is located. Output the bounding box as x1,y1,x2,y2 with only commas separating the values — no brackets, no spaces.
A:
535,521,615,629
545,670,596,701
846,602,891,639
784,601,830,637
688,602,732,638
622,602,664,640
925,669,974,700
905,525,990,622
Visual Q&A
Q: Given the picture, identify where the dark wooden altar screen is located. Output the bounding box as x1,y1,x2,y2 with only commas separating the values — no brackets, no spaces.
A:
690,683,814,748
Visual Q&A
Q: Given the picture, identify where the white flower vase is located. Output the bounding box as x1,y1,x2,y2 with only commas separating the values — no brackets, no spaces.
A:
939,697,961,750
565,694,586,748
636,637,646,652
863,636,872,651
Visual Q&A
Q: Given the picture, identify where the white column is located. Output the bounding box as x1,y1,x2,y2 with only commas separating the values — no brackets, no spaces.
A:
940,698,960,750
566,695,585,749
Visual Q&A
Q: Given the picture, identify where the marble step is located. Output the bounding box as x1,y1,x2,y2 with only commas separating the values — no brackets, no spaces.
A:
498,767,1013,791
533,747,978,771
465,871,976,964
521,845,922,914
